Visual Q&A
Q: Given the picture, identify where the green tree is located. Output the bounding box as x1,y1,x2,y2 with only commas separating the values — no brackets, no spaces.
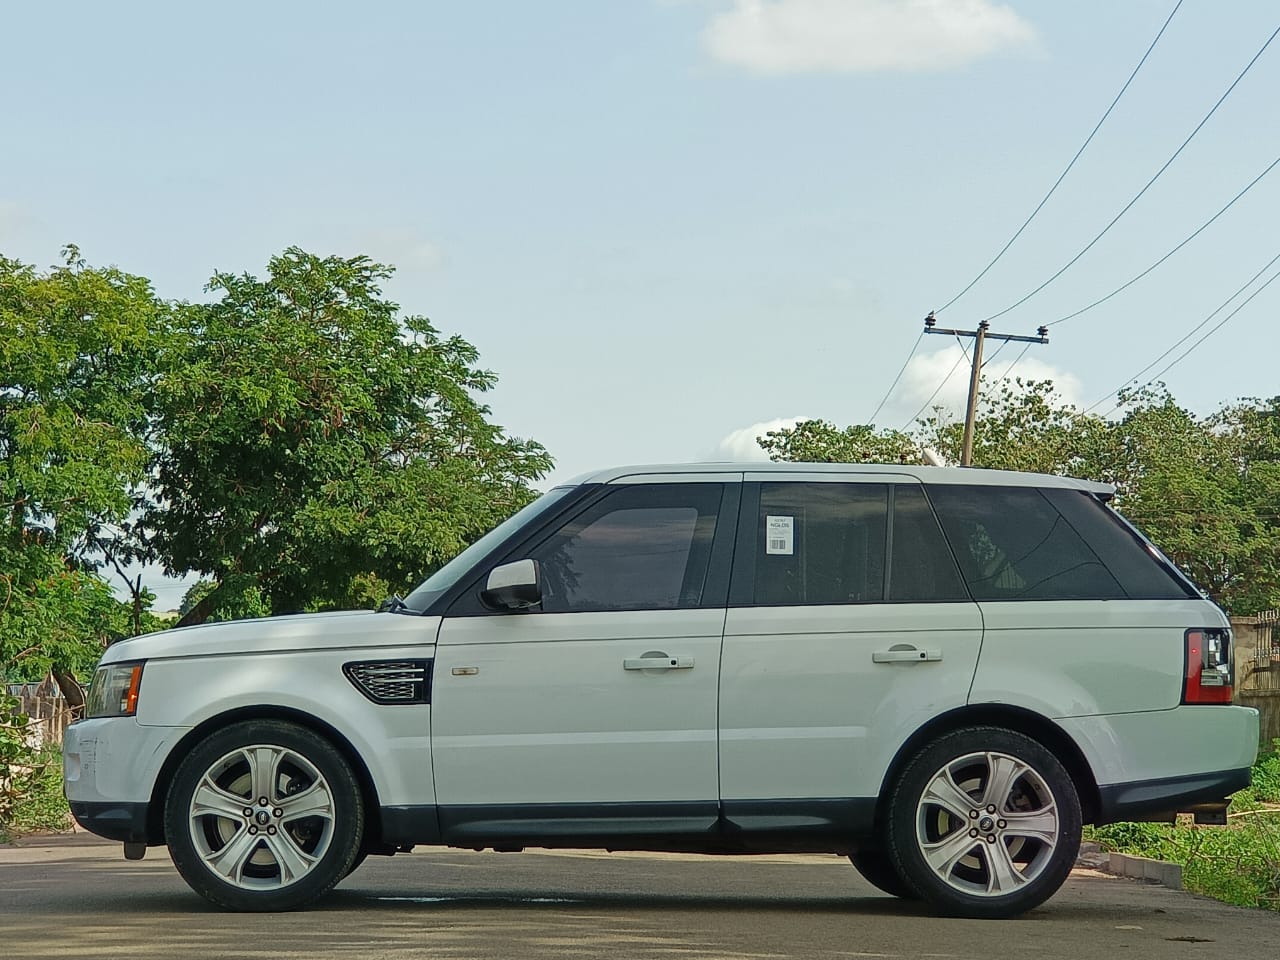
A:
915,378,1108,476
1,247,167,694
149,248,552,623
1091,388,1280,615
758,420,925,464
178,578,269,623
759,379,1280,615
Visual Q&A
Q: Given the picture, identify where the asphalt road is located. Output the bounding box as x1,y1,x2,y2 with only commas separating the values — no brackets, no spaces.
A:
3,833,1278,959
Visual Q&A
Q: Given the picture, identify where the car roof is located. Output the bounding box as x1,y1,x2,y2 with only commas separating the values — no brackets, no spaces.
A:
561,462,1115,496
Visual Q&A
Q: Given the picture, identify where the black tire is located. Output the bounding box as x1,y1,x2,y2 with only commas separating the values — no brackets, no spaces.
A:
849,849,918,899
343,848,370,880
886,726,1081,919
164,720,364,912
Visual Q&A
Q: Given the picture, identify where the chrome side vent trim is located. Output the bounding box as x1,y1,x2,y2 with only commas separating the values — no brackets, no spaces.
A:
343,659,432,705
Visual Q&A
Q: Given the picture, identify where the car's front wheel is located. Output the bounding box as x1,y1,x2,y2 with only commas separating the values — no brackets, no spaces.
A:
164,720,364,911
886,726,1081,919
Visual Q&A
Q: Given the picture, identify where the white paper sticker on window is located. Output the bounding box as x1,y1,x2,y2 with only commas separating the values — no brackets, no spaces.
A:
765,515,794,555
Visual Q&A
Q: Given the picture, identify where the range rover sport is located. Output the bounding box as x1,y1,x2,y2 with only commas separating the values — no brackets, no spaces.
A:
64,463,1260,917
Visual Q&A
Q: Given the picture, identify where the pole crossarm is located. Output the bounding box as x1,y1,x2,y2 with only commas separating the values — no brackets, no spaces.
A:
927,327,1048,345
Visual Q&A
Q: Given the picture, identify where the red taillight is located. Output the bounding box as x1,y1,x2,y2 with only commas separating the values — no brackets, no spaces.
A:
1183,629,1233,704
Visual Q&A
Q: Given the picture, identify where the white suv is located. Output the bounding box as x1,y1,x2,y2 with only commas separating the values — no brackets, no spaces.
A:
64,463,1260,917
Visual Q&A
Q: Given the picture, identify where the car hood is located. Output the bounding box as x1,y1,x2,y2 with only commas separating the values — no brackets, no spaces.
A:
101,610,440,664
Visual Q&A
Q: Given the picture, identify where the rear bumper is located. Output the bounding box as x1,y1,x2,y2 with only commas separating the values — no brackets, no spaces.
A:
1096,767,1252,824
68,800,151,843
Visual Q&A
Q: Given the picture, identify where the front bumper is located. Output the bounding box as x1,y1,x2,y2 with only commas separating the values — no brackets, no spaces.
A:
62,717,186,845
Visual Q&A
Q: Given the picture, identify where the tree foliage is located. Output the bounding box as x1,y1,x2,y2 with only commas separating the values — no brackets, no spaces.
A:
758,420,924,464
758,379,1280,615
148,248,552,621
1,247,166,686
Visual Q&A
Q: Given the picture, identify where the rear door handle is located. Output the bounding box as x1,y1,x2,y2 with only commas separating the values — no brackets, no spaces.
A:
623,656,695,671
872,647,942,664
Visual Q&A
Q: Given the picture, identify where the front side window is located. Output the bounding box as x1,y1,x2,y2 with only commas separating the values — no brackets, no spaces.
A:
528,483,723,613
927,485,1126,601
752,482,888,606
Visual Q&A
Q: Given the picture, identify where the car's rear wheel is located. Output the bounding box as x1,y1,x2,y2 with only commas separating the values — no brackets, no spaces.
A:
886,726,1081,919
164,720,363,911
848,849,917,899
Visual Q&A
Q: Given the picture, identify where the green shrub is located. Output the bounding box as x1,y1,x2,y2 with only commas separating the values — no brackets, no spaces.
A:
1088,745,1280,910
1251,740,1280,804
7,746,71,836
1,689,71,842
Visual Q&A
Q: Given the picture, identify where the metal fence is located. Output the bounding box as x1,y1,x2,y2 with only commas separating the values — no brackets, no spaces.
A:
8,677,75,750
1255,609,1280,666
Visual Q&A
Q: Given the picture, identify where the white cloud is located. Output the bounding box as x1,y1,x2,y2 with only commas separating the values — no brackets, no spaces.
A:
714,415,811,460
891,344,1083,426
703,0,1036,74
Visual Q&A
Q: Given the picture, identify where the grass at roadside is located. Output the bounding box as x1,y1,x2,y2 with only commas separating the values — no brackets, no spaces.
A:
0,747,71,842
1089,744,1280,910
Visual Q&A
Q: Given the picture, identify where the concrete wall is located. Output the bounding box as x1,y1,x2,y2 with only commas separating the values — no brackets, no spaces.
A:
1232,615,1280,747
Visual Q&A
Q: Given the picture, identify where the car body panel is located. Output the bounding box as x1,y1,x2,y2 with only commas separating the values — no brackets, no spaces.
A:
720,602,983,800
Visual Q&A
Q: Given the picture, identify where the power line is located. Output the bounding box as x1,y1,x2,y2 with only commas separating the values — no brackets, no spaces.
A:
983,19,1280,324
1113,265,1280,407
866,328,924,425
988,341,1035,394
981,339,1011,368
1087,249,1280,415
900,330,975,430
1047,152,1280,327
936,0,1185,315
901,348,968,430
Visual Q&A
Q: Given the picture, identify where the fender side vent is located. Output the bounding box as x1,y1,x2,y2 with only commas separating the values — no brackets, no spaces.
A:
343,659,432,705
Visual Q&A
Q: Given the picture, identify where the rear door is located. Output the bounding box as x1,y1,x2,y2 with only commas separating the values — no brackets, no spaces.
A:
718,474,984,838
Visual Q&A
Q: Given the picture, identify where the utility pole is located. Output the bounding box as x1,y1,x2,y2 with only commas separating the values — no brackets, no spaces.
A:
922,312,1049,467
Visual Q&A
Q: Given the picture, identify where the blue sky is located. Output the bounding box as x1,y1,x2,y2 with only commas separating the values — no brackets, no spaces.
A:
3,1,1278,606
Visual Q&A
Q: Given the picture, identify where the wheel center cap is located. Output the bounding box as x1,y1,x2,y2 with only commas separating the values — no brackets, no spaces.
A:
979,816,995,833
255,810,271,826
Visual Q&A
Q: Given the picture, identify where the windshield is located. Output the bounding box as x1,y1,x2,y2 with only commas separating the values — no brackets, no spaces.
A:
401,486,576,613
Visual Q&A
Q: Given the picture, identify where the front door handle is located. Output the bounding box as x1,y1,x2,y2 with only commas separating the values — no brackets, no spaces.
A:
623,655,695,671
872,646,942,664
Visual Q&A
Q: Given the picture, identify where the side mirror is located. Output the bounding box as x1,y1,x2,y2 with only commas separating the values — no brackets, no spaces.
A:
480,558,542,610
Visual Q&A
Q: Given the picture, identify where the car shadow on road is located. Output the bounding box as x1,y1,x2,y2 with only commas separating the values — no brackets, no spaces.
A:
325,887,929,916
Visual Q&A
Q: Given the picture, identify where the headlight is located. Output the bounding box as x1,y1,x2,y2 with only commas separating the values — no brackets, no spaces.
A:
85,662,145,718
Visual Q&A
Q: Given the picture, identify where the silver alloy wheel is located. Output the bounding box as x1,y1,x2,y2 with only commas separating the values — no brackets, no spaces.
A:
187,745,336,890
915,750,1059,898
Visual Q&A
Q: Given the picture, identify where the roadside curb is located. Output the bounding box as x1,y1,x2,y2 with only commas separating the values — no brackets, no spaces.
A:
1078,842,1183,891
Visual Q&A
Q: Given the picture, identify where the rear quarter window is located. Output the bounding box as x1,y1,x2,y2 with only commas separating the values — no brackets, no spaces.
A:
926,485,1127,601
1040,489,1197,600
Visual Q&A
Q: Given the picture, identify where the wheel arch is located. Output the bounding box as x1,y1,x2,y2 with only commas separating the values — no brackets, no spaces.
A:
146,705,384,847
874,704,1101,833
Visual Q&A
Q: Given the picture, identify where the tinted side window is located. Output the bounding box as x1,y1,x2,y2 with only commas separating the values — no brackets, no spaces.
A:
1041,489,1197,600
927,485,1126,601
529,483,722,613
890,485,969,602
754,483,887,605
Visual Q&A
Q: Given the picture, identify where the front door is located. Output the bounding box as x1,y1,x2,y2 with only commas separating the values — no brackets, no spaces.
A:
431,477,738,846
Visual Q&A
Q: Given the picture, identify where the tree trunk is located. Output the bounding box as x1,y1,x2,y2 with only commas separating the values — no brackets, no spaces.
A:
174,588,219,628
51,668,85,712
